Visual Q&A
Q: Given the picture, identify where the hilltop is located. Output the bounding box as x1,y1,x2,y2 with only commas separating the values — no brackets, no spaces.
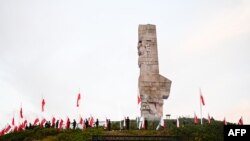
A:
0,118,226,141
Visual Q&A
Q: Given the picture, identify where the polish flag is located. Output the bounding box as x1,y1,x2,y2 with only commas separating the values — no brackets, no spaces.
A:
76,93,81,107
20,107,23,119
104,118,108,129
33,118,39,126
51,117,56,127
238,117,243,125
66,117,70,129
137,89,141,105
42,98,45,112
194,113,198,124
141,117,145,129
40,118,46,127
1,128,5,136
4,125,11,133
223,117,227,125
123,117,126,127
208,114,211,124
13,126,18,132
89,116,94,127
177,118,180,128
18,124,24,131
79,116,83,125
12,117,15,126
156,117,165,130
200,89,205,106
59,119,64,129
160,117,165,127
22,120,28,129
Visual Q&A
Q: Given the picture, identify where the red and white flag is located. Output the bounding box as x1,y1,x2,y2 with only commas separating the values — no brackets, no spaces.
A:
4,125,11,133
79,116,83,125
20,107,23,119
194,113,198,124
137,89,141,105
40,118,46,127
141,117,145,129
22,120,27,129
137,94,141,105
51,117,56,127
156,117,165,130
18,124,24,131
160,117,165,127
238,117,243,125
13,126,18,132
89,116,94,127
223,117,227,125
33,118,39,126
76,93,81,107
177,118,180,128
104,118,108,129
200,89,205,106
66,117,70,129
123,117,126,127
42,98,45,112
12,117,15,126
1,128,6,136
59,119,64,129
208,114,211,124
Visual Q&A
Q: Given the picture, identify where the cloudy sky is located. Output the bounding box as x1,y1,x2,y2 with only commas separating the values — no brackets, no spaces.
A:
0,0,250,127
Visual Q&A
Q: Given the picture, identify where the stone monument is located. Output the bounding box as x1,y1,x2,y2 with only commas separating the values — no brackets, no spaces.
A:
138,24,171,120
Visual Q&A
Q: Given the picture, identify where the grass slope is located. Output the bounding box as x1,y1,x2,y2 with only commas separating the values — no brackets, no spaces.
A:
0,118,225,141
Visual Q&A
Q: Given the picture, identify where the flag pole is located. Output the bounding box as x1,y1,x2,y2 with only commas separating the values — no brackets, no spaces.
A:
199,88,203,125
138,86,141,117
78,88,80,124
41,94,45,121
200,97,202,124
20,103,23,125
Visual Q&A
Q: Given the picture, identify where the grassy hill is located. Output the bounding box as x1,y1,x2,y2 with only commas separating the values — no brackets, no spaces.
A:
0,118,226,141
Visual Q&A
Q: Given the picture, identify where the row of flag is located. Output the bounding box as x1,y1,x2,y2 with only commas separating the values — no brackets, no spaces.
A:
1,92,83,136
0,114,96,136
194,113,244,125
137,88,245,127
198,89,244,125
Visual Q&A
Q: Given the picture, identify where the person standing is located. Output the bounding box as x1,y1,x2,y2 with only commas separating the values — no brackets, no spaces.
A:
108,119,111,131
95,118,99,128
55,120,59,129
126,117,130,130
144,118,148,130
84,119,89,128
73,119,76,129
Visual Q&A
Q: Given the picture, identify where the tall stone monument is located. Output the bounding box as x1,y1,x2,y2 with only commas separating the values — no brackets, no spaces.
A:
138,24,171,120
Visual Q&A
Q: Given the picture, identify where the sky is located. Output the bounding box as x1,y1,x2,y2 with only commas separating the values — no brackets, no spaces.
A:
0,0,250,128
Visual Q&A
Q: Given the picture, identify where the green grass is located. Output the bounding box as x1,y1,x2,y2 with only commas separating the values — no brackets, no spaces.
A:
0,118,226,141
